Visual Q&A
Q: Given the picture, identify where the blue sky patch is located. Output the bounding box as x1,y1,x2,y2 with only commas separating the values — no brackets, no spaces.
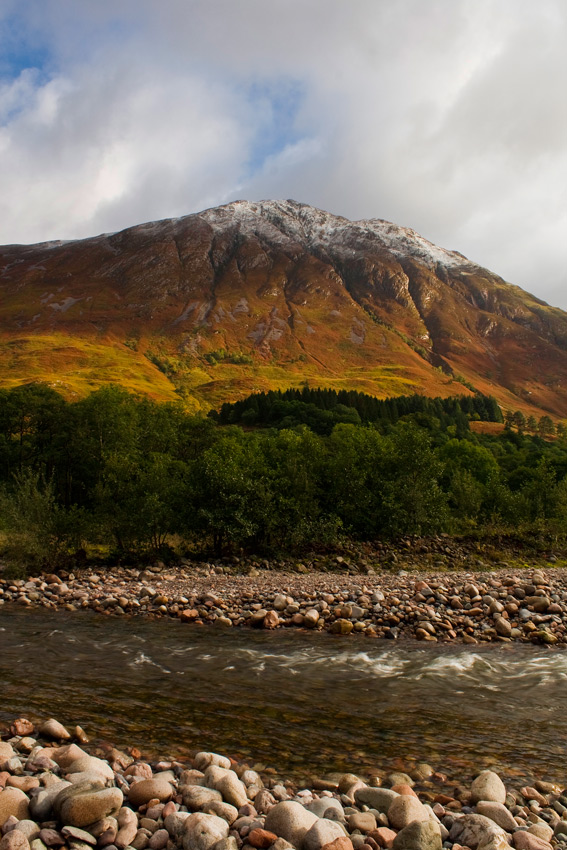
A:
243,79,305,177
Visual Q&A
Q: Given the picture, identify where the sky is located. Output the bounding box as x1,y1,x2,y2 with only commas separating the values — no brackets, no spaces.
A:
0,0,566,309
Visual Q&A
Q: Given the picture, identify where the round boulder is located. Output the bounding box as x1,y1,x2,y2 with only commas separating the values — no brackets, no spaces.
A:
264,801,318,847
449,814,508,849
127,779,174,807
0,789,30,827
392,820,442,850
303,819,347,850
387,796,428,830
470,771,506,805
56,784,123,828
181,813,229,850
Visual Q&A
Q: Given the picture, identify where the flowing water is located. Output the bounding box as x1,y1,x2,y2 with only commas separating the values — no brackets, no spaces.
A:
1,606,566,783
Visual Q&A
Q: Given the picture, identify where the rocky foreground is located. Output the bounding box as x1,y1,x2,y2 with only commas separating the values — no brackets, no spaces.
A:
1,716,566,850
1,564,567,644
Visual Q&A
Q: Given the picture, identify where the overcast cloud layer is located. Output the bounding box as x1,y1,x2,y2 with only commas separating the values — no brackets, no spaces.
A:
0,0,566,308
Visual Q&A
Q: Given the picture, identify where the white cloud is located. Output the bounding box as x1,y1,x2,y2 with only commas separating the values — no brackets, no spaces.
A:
0,0,565,308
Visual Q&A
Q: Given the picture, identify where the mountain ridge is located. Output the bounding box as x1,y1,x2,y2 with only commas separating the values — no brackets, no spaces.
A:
1,199,566,417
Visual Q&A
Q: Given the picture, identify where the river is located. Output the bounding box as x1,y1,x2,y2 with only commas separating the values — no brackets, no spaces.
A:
1,606,566,783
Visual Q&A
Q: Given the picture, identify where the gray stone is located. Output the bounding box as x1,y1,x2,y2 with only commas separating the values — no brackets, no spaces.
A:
38,720,71,741
354,788,399,814
470,772,506,805
215,773,248,809
393,819,442,850
193,754,231,772
306,799,345,821
201,801,239,824
264,801,318,847
164,812,191,839
30,782,71,822
65,757,114,784
0,832,30,850
449,814,508,849
13,822,41,842
182,786,223,811
181,813,229,850
387,796,429,830
476,802,517,831
303,819,347,850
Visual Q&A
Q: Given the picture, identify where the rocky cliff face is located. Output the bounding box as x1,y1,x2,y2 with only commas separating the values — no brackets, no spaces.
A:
1,199,566,416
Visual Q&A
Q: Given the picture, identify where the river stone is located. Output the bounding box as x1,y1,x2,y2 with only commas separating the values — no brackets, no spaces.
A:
303,819,347,850
392,819,442,850
179,769,206,787
50,746,89,769
241,770,263,789
164,812,191,839
264,801,318,847
476,802,517,831
128,779,174,807
255,790,277,815
553,822,567,837
0,788,30,827
182,786,223,811
513,832,552,850
0,831,30,850
148,828,169,850
202,801,238,824
470,772,506,804
211,838,238,850
181,813,229,850
38,720,71,741
449,814,508,849
347,813,376,833
30,782,71,821
13,823,40,842
319,840,353,850
57,785,123,828
38,830,65,847
248,828,279,849
66,757,114,784
61,828,96,846
204,766,228,788
527,824,554,843
193,753,231,771
215,773,248,808
0,744,16,762
330,620,353,636
387,796,429,830
354,788,399,814
115,807,138,848
368,828,397,848
307,799,345,820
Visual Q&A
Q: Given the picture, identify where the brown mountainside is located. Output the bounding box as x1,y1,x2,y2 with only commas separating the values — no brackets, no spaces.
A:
1,199,566,417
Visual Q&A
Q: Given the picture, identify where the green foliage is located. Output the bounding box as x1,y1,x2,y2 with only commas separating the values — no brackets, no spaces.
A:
203,348,253,366
0,384,566,560
0,468,88,569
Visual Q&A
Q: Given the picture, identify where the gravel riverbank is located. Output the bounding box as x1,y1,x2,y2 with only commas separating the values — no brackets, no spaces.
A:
1,716,566,850
1,564,567,644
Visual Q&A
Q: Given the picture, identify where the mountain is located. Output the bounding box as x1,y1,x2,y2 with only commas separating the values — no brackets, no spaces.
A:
1,199,567,417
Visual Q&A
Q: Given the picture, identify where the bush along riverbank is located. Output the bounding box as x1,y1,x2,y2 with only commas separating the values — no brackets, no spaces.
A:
2,565,567,644
1,715,567,850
